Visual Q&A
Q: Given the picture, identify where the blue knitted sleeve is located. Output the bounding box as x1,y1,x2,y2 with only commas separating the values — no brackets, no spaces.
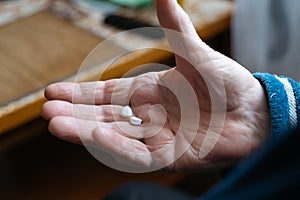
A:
253,73,300,143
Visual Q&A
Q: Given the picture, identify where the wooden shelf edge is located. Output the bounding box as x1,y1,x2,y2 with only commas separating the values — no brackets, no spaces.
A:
0,98,47,134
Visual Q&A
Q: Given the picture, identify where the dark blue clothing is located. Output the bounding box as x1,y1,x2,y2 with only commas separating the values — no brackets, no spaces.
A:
199,125,300,200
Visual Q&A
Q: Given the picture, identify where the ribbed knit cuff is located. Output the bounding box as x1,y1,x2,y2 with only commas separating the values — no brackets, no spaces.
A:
253,73,300,143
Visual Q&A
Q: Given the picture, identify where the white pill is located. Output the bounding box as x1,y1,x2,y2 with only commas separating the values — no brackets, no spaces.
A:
130,116,142,126
120,106,133,118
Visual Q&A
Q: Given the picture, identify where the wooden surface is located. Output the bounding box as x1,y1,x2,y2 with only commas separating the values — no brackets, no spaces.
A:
0,11,120,105
0,11,123,133
0,6,232,134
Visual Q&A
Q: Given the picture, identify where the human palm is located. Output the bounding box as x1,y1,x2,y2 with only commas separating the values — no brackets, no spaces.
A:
42,0,270,172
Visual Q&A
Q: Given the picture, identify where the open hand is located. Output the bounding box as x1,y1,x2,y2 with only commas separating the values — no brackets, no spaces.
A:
42,0,270,172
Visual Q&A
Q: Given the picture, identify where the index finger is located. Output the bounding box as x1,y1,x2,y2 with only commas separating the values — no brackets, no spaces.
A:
44,78,134,105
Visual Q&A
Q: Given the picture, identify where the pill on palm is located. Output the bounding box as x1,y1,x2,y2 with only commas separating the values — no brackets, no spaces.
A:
120,106,133,118
130,116,142,126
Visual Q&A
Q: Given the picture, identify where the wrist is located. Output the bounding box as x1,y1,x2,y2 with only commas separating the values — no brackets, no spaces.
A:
250,79,271,144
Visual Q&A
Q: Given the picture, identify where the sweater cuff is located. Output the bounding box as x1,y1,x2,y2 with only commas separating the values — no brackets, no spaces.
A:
253,73,300,143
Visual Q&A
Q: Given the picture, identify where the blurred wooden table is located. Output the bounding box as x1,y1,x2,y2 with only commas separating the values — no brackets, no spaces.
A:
0,2,233,134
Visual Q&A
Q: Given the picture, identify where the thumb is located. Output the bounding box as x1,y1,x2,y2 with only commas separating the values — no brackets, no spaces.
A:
156,0,216,67
157,0,198,39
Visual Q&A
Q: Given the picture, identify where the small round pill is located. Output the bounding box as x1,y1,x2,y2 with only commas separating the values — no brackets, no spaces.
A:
130,116,142,126
120,106,133,118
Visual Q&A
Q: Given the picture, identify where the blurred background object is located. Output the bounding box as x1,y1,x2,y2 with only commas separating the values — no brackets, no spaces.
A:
177,0,184,6
0,0,50,26
232,0,300,79
99,0,154,8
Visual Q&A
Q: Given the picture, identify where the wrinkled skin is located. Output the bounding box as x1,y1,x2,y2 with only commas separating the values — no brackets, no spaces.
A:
42,0,270,172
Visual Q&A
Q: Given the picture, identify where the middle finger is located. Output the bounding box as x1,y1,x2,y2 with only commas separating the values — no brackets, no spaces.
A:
42,100,130,122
